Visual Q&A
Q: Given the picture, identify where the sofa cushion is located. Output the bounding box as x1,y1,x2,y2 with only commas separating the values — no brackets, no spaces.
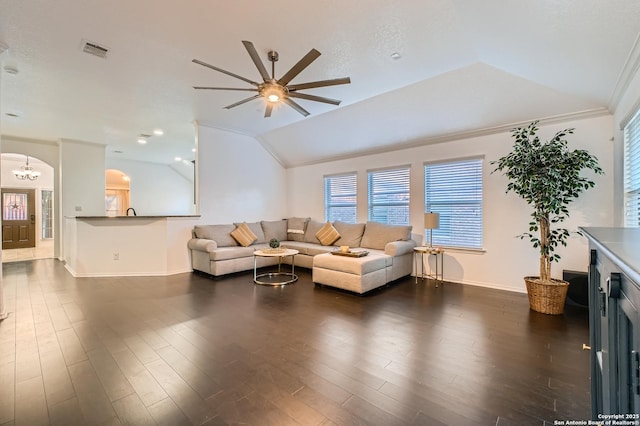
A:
304,220,325,244
287,217,309,241
194,224,238,247
313,252,390,275
231,222,257,247
208,245,257,261
360,221,412,250
282,241,334,256
261,220,288,242
233,221,265,244
333,221,366,247
316,222,341,246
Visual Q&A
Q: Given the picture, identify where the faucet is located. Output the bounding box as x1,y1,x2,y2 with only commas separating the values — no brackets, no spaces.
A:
126,207,137,216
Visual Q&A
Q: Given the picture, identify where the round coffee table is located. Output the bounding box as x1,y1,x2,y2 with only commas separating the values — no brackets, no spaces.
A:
253,248,299,286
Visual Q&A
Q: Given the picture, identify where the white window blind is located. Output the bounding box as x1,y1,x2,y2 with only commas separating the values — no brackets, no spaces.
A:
367,167,410,225
625,109,640,227
425,158,483,249
324,173,357,223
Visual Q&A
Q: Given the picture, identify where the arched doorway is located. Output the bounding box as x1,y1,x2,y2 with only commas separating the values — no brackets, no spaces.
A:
0,153,55,262
105,169,130,216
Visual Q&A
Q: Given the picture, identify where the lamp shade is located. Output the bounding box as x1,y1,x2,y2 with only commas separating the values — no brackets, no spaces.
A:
424,212,440,229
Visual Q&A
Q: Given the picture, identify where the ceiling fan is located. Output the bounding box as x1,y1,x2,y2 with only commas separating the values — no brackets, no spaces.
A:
192,40,351,118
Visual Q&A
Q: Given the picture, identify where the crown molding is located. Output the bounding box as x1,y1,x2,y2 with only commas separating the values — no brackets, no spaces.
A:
608,32,640,112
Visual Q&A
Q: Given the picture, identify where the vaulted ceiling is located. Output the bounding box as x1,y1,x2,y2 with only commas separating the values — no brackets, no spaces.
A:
1,1,639,167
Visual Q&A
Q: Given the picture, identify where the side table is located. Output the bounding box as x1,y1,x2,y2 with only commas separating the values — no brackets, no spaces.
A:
414,246,444,287
253,248,299,286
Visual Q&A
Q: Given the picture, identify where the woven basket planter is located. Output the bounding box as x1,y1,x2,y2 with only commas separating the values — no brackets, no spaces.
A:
524,276,569,315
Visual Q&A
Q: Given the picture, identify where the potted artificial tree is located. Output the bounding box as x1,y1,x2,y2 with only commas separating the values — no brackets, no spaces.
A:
492,121,603,314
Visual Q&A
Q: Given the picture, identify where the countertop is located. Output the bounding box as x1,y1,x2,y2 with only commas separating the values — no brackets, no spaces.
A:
579,227,640,285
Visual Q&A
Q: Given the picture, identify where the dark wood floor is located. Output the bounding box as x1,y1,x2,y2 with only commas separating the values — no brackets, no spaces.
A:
0,259,590,425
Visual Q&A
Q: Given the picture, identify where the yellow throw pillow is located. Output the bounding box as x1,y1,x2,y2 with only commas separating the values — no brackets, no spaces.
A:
316,221,341,246
231,222,257,247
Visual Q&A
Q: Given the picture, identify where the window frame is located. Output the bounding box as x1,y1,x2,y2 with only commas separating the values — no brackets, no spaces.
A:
424,156,484,250
624,108,640,228
367,165,411,226
324,172,357,224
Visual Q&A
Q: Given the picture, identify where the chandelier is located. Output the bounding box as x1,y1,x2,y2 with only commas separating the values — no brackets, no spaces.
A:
13,156,41,181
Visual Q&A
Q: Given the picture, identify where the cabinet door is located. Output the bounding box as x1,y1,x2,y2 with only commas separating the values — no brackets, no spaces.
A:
615,274,640,414
589,249,604,417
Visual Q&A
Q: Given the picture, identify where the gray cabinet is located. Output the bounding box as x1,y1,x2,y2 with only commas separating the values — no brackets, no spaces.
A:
580,227,640,418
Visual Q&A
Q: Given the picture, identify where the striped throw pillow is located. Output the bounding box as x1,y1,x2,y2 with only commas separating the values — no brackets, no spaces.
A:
315,222,341,246
230,222,257,247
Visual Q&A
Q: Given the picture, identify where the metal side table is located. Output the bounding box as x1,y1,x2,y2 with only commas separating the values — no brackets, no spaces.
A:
414,246,444,287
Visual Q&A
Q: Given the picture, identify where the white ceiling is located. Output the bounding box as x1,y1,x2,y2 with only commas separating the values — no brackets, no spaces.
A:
1,1,639,168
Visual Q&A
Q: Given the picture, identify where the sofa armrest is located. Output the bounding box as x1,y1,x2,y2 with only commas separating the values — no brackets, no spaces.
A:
188,238,218,252
384,240,417,256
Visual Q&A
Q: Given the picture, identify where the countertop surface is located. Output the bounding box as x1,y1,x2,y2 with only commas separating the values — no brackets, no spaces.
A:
579,227,640,284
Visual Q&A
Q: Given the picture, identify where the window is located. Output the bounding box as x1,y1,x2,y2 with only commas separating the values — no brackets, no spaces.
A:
368,166,410,225
324,173,357,223
425,158,483,249
624,109,640,227
41,190,53,239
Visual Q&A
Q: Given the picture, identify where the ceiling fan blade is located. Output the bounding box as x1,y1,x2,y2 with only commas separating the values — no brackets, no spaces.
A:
282,98,310,117
242,40,271,82
264,104,273,118
278,48,321,86
288,92,341,106
287,77,351,91
193,87,258,91
224,94,261,109
192,59,259,87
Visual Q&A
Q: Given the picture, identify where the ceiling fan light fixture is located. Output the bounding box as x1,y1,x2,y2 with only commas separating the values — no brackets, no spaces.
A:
261,84,286,103
192,40,351,117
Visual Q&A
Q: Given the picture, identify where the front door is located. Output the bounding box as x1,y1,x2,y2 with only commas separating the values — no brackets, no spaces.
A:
2,188,36,249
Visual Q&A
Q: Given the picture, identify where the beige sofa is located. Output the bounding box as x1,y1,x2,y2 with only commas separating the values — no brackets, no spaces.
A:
188,218,416,293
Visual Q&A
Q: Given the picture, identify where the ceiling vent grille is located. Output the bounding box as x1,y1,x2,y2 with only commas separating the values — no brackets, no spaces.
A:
81,40,110,58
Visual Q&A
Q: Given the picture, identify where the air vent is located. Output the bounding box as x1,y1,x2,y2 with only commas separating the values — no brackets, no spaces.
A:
81,40,110,58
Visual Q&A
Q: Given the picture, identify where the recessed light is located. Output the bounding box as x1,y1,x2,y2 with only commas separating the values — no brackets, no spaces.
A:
192,148,196,152
174,157,182,161
113,150,123,154
390,52,401,60
153,129,164,136
137,138,147,144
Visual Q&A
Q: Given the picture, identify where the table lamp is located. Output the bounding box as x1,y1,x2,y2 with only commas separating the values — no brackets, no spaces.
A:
424,212,440,247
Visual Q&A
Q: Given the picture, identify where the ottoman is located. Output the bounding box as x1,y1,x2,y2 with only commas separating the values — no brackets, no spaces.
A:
312,251,392,294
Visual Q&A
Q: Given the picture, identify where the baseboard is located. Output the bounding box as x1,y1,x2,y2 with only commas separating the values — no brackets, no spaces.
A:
443,277,528,294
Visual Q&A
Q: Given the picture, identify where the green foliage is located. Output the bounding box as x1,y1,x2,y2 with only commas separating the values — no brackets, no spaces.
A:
491,121,603,282
269,238,280,248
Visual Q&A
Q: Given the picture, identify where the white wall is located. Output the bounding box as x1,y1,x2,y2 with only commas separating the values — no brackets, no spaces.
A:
106,158,195,216
197,124,288,223
287,115,614,293
64,217,198,277
613,62,640,225
60,139,106,217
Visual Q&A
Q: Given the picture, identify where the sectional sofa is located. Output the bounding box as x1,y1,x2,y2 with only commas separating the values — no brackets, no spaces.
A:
188,217,417,294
